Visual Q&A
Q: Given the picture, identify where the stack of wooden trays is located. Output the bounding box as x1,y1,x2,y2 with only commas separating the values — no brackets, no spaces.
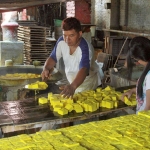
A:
17,25,56,65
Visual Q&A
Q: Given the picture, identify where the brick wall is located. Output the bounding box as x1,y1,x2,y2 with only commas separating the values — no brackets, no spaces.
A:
75,0,91,24
66,0,91,24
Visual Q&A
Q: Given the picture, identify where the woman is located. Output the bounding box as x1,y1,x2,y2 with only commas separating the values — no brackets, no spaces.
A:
121,36,150,114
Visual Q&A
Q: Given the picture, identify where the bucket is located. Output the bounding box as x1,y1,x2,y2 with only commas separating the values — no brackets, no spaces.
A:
1,22,18,41
54,27,62,40
90,26,96,37
54,19,63,27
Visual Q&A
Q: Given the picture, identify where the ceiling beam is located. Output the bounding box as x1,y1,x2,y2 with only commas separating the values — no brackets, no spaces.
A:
0,0,77,12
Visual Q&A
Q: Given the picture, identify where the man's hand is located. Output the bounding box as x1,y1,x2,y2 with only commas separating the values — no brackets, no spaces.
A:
41,57,56,81
41,69,50,81
60,84,76,99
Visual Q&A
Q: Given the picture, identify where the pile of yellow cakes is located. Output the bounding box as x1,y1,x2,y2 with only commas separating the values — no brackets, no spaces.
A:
1,110,150,149
0,73,41,80
38,86,137,115
25,81,48,90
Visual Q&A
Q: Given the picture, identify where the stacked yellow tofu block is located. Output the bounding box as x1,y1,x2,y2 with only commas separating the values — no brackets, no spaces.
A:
122,89,137,106
38,86,137,115
1,110,150,149
0,73,41,79
25,81,48,90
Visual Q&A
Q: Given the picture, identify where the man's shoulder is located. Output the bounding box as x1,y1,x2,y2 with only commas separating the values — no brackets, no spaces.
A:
56,36,64,43
80,37,94,51
55,36,66,48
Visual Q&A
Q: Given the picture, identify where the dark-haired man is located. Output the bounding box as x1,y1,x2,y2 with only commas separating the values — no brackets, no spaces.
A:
41,17,101,98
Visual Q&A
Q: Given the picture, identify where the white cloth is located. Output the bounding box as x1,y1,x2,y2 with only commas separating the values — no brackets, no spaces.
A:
82,32,92,43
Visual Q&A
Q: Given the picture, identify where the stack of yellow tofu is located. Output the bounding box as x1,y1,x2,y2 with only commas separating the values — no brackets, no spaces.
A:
25,81,48,90
0,73,41,79
1,110,150,149
38,86,137,115
122,89,137,106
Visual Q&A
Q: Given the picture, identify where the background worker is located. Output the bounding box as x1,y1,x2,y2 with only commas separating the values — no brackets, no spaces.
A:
41,17,101,98
121,36,150,114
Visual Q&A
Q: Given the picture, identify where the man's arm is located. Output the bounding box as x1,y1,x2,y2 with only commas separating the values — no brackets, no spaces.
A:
41,57,56,81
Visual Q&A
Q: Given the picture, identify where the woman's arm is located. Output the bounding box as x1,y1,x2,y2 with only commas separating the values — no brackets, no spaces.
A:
121,88,136,101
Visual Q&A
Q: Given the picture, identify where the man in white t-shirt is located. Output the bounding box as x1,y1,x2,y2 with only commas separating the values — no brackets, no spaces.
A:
41,17,101,98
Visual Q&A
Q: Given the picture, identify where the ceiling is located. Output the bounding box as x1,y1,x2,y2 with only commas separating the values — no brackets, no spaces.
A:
0,0,74,12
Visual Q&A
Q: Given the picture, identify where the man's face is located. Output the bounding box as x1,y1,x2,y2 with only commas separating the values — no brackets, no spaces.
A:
63,29,82,46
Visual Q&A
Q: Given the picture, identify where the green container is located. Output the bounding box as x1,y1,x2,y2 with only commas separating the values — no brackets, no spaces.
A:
54,19,63,27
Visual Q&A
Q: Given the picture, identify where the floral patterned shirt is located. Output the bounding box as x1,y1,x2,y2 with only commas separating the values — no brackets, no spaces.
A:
136,70,150,113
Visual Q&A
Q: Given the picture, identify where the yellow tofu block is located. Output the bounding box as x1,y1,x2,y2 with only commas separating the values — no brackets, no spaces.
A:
57,102,63,107
48,92,53,100
51,99,61,107
105,86,114,91
104,100,114,108
49,96,58,102
38,81,48,89
70,146,87,150
87,96,94,99
65,104,73,112
96,87,102,92
110,94,117,101
83,103,89,111
94,100,99,109
101,100,106,107
103,96,111,100
106,101,114,108
61,98,68,103
74,94,82,100
64,141,80,147
66,98,74,104
88,102,97,112
73,104,83,113
25,81,48,90
115,91,122,100
94,92,102,96
102,92,110,98
46,130,62,136
138,111,150,118
131,100,137,106
58,108,68,115
114,101,119,108
38,97,48,104
95,97,103,102
53,105,62,111
124,96,132,106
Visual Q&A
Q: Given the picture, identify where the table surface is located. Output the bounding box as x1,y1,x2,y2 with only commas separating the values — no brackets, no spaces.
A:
0,97,135,133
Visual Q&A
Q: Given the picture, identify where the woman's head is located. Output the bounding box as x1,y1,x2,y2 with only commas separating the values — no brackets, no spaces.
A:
128,36,150,62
